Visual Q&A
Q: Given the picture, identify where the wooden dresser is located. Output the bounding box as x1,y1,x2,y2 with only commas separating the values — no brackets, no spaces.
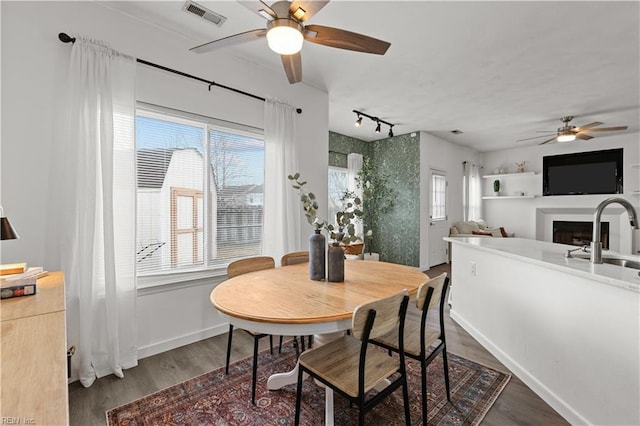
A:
1,272,68,425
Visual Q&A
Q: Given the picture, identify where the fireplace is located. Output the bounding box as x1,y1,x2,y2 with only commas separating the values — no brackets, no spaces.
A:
553,221,609,249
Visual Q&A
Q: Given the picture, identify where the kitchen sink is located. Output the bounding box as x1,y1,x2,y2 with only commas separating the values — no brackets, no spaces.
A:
573,254,640,270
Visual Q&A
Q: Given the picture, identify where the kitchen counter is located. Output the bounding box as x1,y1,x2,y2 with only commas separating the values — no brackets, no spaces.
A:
445,237,639,426
444,236,640,292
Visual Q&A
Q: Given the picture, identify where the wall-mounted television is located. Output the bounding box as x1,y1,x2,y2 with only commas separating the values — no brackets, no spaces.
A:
543,148,623,196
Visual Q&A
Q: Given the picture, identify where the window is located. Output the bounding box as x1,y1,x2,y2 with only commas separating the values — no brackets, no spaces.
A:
431,172,447,221
136,104,264,276
328,167,348,227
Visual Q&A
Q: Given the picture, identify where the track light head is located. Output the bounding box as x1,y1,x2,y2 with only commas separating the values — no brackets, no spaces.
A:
352,109,394,137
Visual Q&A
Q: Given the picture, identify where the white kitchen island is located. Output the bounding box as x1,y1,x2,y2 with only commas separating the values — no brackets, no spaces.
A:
445,237,639,426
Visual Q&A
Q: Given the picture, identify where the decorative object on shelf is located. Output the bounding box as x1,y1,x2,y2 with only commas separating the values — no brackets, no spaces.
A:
515,161,526,173
493,179,500,196
309,229,326,280
355,157,396,256
327,242,345,282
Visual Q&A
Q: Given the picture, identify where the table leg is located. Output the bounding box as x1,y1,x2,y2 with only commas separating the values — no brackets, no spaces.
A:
267,331,344,426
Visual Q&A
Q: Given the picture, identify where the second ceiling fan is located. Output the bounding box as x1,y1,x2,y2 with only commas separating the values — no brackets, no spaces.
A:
190,0,391,84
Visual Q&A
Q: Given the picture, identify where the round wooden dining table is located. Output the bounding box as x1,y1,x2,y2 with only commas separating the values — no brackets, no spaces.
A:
210,259,427,425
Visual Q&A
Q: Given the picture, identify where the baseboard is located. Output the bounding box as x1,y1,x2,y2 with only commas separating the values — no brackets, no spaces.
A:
449,309,589,426
137,323,229,360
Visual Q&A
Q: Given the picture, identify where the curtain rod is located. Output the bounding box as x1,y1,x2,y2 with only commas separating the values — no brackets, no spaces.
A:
58,33,302,114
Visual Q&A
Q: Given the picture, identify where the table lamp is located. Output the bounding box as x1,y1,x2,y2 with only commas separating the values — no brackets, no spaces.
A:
1,207,19,240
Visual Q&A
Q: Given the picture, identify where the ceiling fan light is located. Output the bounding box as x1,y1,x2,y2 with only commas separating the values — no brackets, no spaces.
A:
557,134,576,143
266,21,303,55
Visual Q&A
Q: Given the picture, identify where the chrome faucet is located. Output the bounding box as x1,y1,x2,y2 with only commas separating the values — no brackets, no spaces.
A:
591,197,639,263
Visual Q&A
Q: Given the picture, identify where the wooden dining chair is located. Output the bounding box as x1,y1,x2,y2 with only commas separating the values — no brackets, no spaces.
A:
371,272,451,425
294,290,411,426
280,251,312,353
280,251,309,266
225,255,276,405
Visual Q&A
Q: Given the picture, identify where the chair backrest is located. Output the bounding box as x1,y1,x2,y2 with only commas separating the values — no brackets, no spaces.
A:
227,256,275,278
352,290,409,341
280,251,309,266
416,272,448,311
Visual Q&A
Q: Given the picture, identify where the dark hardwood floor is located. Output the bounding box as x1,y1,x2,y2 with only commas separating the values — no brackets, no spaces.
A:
68,263,569,425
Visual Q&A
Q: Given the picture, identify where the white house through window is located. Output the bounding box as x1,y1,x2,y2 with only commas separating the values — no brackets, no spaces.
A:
136,104,264,276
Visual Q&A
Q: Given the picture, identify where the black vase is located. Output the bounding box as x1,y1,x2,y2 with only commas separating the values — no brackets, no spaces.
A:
309,229,326,281
327,242,345,282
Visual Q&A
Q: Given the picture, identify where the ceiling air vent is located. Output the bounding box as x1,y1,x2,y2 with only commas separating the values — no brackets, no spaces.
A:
182,0,227,27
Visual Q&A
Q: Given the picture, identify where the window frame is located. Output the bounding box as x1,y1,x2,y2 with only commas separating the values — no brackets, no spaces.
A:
135,102,264,288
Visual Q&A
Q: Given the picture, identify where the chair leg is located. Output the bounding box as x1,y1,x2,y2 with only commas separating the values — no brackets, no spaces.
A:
294,367,305,426
421,360,428,426
225,324,234,375
252,335,260,405
402,375,412,426
442,348,452,403
269,335,273,355
279,335,283,354
293,337,299,358
300,336,306,352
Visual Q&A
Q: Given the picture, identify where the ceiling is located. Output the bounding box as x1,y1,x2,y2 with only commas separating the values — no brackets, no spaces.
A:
100,1,640,152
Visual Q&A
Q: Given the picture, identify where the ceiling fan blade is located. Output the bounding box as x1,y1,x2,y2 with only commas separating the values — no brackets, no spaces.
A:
575,121,603,131
304,25,391,55
289,1,330,22
238,1,277,20
517,134,556,142
576,133,594,140
538,136,557,145
190,29,267,54
578,126,628,133
281,52,302,84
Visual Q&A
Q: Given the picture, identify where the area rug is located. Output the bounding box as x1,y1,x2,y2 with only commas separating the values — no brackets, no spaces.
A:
107,345,510,425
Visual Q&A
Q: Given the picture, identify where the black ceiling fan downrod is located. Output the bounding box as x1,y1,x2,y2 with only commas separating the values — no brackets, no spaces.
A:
57,32,302,114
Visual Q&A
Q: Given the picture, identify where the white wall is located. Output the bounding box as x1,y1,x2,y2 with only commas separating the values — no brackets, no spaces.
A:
481,133,640,251
419,131,481,269
1,2,328,364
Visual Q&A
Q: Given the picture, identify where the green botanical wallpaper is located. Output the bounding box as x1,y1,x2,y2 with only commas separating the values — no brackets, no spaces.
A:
328,131,372,168
328,131,421,267
371,133,421,266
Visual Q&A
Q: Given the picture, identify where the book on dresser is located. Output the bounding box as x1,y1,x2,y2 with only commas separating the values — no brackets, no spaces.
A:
0,267,45,299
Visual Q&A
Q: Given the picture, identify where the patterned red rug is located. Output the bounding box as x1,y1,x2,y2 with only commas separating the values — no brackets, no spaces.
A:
107,345,510,425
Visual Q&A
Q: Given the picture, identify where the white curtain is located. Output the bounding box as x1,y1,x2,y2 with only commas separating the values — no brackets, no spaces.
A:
463,162,483,221
263,98,300,264
61,37,137,387
347,153,364,238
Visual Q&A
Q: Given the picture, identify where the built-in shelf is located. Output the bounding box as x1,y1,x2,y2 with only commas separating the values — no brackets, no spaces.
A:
631,164,640,168
482,195,537,199
482,171,537,179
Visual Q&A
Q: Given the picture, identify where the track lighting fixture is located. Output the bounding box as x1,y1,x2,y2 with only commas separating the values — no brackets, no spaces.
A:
352,109,395,137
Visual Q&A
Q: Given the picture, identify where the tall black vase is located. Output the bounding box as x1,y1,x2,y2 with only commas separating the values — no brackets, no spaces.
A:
309,229,326,281
327,242,345,282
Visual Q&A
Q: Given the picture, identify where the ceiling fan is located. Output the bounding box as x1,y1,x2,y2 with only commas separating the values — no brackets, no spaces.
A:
189,1,391,84
517,116,628,145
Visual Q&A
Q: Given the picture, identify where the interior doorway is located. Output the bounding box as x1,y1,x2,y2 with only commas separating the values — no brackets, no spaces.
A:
429,169,448,267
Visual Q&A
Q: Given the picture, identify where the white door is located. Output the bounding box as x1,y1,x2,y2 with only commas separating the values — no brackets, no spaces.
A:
429,169,448,266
